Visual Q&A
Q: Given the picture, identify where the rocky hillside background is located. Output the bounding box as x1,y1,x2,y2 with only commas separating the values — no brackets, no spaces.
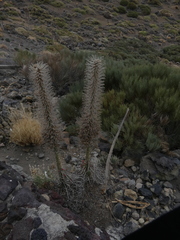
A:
0,0,180,64
0,1,180,240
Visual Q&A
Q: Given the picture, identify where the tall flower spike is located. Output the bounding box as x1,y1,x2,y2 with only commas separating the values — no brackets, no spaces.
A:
29,62,63,182
79,56,105,170
29,62,62,143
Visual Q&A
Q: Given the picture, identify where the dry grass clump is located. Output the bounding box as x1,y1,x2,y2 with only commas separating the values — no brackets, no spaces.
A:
9,105,42,146
29,163,57,189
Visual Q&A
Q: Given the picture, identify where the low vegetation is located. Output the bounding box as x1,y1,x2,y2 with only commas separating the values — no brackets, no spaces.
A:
58,53,180,157
9,106,42,146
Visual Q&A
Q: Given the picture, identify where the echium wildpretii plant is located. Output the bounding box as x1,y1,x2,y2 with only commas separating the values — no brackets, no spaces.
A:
29,62,64,183
79,56,105,172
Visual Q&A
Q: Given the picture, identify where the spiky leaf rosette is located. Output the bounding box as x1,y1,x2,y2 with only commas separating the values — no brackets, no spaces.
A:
79,56,105,147
29,62,62,145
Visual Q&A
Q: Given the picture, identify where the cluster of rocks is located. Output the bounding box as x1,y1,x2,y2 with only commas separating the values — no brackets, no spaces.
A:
0,160,111,240
1,148,180,240
106,151,180,239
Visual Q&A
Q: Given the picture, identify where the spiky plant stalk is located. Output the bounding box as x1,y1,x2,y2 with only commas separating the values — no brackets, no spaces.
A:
29,62,63,182
79,56,105,172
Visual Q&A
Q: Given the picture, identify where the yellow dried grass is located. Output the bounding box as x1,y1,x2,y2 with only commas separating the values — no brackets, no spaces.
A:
9,104,42,146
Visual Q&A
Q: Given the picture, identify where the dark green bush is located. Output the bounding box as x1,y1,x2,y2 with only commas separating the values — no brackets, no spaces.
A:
161,45,180,63
127,11,139,18
104,59,123,90
101,90,127,131
148,0,161,5
127,2,137,10
120,0,129,6
59,61,180,156
28,5,51,20
104,38,159,64
59,91,82,124
33,0,50,4
139,5,151,15
40,49,90,95
115,6,127,14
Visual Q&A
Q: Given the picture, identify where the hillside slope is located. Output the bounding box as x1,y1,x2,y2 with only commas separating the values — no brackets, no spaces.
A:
0,0,179,63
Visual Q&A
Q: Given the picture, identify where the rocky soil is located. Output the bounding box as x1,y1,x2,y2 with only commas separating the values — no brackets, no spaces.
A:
1,69,180,240
0,0,180,239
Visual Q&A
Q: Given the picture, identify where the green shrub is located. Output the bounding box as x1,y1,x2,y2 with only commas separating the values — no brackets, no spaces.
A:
59,91,82,124
54,17,67,28
115,110,156,155
148,0,161,5
33,0,50,4
120,0,129,6
127,2,137,10
40,49,90,95
59,59,180,155
101,90,127,132
139,5,151,15
49,1,64,7
74,8,86,14
161,45,180,63
127,11,139,18
115,6,127,14
28,5,51,20
14,50,36,66
104,38,159,64
104,59,123,90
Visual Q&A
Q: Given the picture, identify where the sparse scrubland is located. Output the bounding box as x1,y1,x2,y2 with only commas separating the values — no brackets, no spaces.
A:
0,0,180,226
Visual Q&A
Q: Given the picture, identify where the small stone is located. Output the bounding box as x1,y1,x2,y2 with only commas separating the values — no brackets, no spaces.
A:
131,166,137,172
31,228,47,240
151,183,162,196
41,194,50,201
136,182,143,189
138,218,145,225
124,159,135,167
136,178,143,183
163,187,173,197
124,189,138,201
117,168,129,177
163,181,173,188
152,179,160,184
10,217,34,240
138,188,153,199
12,187,40,208
8,207,27,223
158,195,171,205
38,153,45,159
145,182,152,188
123,220,139,236
114,190,123,199
113,203,125,219
32,217,42,229
127,179,136,189
0,174,18,201
132,211,139,220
